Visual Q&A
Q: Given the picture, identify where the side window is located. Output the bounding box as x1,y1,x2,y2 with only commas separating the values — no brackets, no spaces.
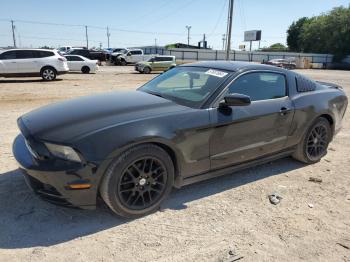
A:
36,51,54,58
153,57,161,62
16,50,35,59
71,56,83,61
130,50,142,55
228,72,286,101
65,56,73,61
0,51,16,60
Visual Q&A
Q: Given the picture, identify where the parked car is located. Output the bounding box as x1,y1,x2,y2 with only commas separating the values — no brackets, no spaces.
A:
135,55,176,73
263,58,296,69
110,48,150,66
57,46,73,55
104,48,124,60
66,48,106,61
64,55,99,74
13,61,348,217
0,49,69,81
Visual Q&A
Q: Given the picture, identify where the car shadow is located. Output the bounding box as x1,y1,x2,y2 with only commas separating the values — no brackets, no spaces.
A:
0,79,63,83
0,157,305,249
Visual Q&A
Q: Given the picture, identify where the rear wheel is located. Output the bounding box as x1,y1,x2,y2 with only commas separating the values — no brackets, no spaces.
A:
81,66,90,74
41,67,57,81
292,117,332,163
100,144,174,218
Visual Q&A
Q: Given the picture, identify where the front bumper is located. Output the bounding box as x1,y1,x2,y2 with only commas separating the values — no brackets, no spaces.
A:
12,135,98,209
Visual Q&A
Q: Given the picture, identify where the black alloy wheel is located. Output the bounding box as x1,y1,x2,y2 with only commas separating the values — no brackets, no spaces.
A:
118,157,167,210
306,123,329,161
100,144,174,218
292,117,332,163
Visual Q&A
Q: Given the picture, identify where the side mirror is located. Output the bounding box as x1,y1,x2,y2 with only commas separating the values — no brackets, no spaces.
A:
127,52,132,56
219,93,251,107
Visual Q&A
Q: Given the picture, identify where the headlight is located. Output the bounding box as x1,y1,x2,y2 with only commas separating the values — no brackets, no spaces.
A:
45,142,82,162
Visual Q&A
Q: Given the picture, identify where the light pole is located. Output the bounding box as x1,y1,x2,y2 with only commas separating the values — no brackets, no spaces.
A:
225,0,234,60
11,20,16,48
85,25,89,49
107,26,111,48
185,25,191,47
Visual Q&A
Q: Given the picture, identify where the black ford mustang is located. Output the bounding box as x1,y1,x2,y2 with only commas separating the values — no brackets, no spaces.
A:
13,61,348,217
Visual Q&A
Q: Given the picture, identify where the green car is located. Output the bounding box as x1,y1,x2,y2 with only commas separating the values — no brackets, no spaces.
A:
135,55,176,74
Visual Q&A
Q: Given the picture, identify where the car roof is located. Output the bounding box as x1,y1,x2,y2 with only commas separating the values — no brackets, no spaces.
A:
0,48,56,54
180,61,285,72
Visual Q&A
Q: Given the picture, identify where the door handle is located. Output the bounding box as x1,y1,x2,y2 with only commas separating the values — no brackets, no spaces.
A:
280,107,291,116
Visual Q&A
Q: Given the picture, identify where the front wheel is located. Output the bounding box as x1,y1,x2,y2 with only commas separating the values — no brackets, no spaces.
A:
100,144,174,218
143,67,151,74
292,117,332,163
41,67,57,81
120,59,127,66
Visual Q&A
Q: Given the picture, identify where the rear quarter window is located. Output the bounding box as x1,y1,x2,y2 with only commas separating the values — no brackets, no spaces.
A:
295,76,316,92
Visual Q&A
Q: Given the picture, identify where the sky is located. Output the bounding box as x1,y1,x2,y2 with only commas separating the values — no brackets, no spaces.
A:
0,0,349,50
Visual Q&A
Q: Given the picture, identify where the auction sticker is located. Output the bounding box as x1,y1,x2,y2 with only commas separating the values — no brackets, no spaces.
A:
205,69,228,78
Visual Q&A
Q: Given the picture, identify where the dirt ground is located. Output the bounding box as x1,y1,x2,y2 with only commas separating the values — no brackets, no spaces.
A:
0,66,349,262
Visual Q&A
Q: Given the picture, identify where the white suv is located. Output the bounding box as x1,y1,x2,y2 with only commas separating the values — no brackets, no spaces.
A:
0,49,69,81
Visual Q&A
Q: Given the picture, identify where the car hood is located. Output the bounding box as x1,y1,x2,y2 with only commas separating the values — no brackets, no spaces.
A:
19,91,188,143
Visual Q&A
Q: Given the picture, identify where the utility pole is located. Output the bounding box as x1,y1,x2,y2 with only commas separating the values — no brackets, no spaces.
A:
107,26,110,48
222,34,226,50
225,0,234,60
85,25,89,49
11,20,16,48
185,25,191,47
154,38,157,47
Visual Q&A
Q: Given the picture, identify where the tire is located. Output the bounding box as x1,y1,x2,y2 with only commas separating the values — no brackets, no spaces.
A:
120,59,127,66
81,66,90,74
100,144,174,218
143,67,151,74
292,117,332,164
41,67,57,81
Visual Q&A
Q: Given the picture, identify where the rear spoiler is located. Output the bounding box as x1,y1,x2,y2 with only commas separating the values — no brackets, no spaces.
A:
316,81,343,90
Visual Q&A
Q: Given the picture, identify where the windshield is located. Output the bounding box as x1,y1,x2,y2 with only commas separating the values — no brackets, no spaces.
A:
138,66,231,108
115,49,127,54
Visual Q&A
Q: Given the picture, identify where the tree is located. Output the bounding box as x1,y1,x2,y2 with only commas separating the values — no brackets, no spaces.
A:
287,17,309,52
261,43,288,52
287,6,350,60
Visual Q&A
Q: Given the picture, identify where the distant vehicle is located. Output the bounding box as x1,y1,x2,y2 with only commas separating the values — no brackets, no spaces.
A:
66,48,106,61
0,49,69,81
104,48,124,60
263,58,296,70
64,55,99,74
57,46,73,54
13,61,348,217
110,48,150,66
135,55,176,74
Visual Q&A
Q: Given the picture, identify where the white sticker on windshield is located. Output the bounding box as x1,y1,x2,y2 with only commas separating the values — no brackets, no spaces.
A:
205,69,228,78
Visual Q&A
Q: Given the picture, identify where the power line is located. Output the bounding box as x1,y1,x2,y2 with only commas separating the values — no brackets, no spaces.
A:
207,0,228,38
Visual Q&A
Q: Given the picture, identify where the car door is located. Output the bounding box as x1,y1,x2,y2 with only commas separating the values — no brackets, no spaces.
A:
151,57,162,71
209,71,294,169
15,50,38,73
0,50,17,74
67,56,84,71
130,50,142,63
